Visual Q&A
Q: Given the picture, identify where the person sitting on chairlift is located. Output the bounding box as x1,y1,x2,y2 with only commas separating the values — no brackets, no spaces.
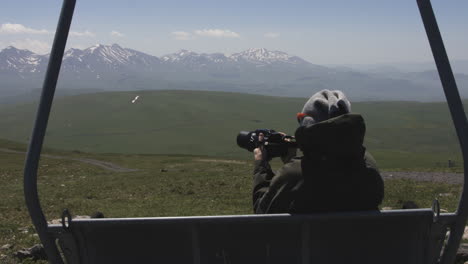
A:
253,90,384,214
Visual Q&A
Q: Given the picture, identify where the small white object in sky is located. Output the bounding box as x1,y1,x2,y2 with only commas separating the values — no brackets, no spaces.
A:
131,95,140,104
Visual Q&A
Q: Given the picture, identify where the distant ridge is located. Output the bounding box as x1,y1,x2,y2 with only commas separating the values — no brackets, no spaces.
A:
0,44,314,74
1,44,467,101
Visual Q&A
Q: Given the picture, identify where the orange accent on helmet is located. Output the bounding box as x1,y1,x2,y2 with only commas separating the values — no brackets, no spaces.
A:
296,112,311,124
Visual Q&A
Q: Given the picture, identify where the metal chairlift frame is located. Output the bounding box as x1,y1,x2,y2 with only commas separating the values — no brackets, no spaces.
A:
23,0,468,263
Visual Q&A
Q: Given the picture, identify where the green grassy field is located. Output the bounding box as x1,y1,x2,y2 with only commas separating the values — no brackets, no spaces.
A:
0,137,463,263
0,90,463,171
0,90,466,262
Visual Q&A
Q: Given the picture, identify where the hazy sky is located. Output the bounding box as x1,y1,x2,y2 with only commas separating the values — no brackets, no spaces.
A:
0,0,466,64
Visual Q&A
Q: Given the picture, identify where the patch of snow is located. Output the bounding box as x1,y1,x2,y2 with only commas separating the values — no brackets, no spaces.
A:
6,60,17,69
229,48,297,64
88,44,101,53
26,56,39,65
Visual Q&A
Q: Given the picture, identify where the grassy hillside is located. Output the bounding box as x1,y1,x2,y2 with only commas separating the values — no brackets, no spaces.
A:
0,90,462,170
0,138,463,263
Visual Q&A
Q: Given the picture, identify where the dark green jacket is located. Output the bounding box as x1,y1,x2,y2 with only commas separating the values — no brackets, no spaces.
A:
253,114,384,214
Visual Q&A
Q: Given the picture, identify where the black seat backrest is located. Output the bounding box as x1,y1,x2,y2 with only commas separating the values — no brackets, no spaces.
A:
50,209,437,264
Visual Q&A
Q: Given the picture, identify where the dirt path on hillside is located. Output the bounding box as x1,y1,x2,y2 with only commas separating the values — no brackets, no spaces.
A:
381,171,463,185
1,147,464,181
0,148,138,172
195,159,246,164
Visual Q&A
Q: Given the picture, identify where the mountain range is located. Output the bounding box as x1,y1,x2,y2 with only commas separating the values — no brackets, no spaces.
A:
1,44,467,101
0,44,313,74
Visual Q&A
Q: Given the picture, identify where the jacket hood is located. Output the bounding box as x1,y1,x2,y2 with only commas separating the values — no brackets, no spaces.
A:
295,113,365,159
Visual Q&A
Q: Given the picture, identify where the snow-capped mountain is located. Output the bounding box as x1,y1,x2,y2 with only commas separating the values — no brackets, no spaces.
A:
162,50,230,63
61,44,161,73
162,49,203,63
3,43,461,101
0,46,47,73
230,48,308,66
161,50,231,70
0,44,315,75
160,48,309,69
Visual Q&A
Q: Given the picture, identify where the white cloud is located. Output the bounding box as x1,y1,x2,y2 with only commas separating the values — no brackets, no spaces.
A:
0,23,49,35
110,30,124,37
194,29,240,38
9,39,51,54
69,30,95,37
171,31,192,40
264,32,280,38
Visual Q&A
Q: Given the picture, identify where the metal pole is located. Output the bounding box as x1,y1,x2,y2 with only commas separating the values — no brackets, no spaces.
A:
23,0,76,263
416,1,468,263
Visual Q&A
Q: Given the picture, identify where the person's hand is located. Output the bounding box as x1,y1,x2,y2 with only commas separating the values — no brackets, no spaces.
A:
276,132,296,163
253,133,264,161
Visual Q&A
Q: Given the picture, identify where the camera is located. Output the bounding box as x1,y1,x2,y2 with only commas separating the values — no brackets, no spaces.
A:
237,129,297,158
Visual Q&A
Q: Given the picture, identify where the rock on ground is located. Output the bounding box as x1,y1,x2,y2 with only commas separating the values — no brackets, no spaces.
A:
1,244,12,251
13,244,47,261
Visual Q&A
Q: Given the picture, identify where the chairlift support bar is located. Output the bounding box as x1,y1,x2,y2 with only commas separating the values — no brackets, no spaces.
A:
23,0,467,263
416,1,468,264
23,0,76,263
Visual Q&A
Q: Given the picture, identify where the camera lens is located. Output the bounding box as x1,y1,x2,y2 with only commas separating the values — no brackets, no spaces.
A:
237,131,255,151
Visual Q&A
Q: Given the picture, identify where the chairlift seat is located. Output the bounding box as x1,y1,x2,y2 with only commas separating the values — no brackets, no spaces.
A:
49,209,441,264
